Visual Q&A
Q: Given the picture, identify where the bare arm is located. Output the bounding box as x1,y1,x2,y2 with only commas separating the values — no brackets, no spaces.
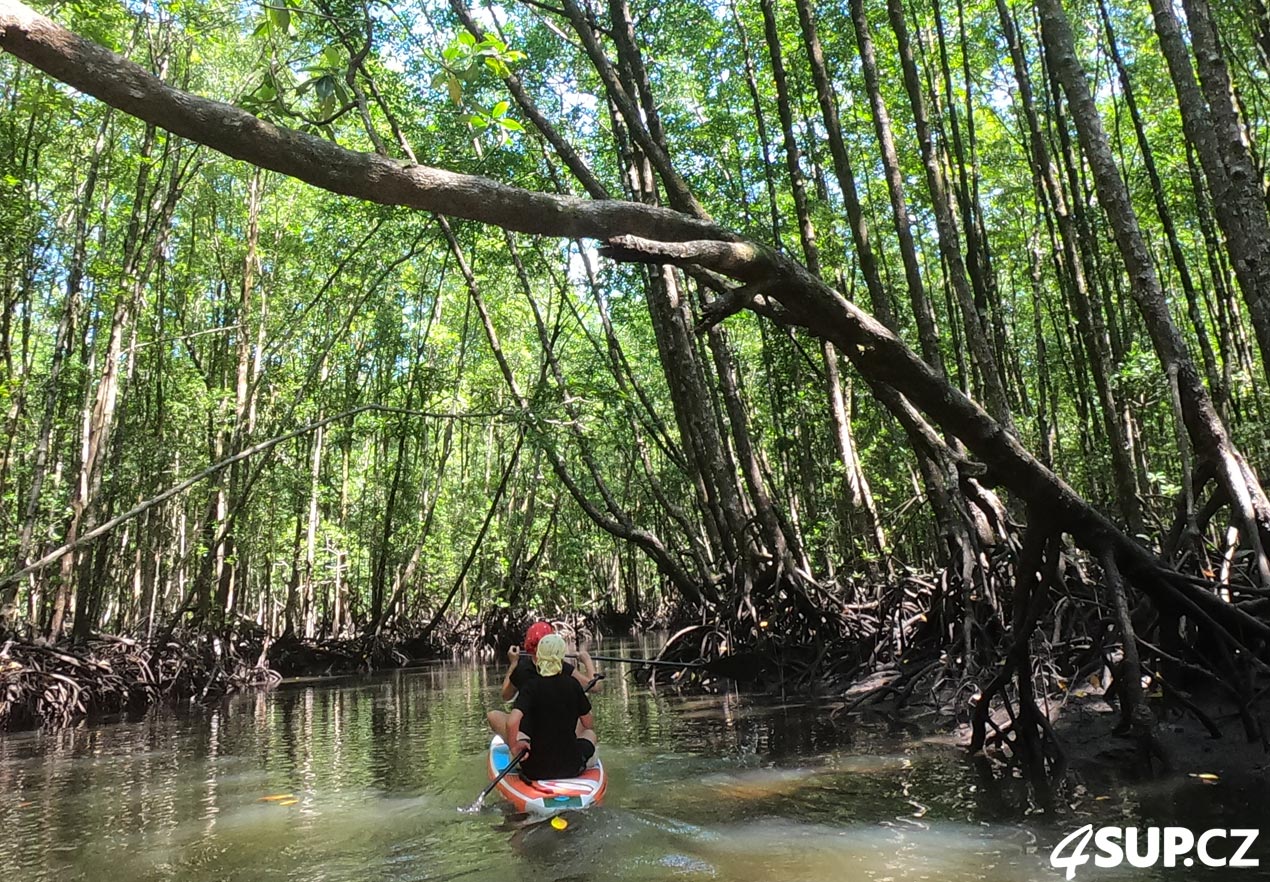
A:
501,645,520,701
572,646,603,693
507,708,529,757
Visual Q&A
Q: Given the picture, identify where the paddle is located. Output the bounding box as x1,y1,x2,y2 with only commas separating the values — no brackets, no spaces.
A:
463,747,527,813
571,652,766,681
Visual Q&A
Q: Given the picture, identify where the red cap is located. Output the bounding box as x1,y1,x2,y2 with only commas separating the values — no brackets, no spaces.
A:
523,621,553,654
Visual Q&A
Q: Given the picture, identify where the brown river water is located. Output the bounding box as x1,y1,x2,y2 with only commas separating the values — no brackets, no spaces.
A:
1,652,1268,881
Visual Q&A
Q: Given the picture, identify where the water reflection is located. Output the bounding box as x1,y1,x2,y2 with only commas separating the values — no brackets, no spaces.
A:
0,656,1267,881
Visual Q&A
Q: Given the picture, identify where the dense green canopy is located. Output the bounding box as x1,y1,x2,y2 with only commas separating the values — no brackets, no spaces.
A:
1,0,1267,671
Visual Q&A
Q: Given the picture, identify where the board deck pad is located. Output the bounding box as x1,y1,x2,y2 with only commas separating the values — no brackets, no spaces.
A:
487,735,607,815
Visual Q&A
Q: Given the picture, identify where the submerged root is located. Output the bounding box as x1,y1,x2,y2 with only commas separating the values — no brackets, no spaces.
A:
0,632,289,731
640,513,1269,802
0,625,446,731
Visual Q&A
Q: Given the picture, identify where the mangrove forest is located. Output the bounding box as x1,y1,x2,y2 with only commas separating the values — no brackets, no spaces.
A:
2,0,1270,804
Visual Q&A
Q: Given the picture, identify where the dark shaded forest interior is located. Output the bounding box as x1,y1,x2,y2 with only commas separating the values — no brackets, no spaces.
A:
2,0,1270,801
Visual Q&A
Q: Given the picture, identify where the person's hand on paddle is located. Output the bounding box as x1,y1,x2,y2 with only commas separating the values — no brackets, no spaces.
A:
573,635,602,693
499,645,522,702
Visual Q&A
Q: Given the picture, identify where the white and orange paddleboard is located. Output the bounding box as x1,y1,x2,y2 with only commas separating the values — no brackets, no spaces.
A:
487,735,607,815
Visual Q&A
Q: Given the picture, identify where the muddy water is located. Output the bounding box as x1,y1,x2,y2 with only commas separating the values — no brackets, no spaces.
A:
1,655,1267,881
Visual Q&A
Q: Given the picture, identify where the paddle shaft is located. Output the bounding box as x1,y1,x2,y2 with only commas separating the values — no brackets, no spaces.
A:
474,747,527,806
569,652,763,680
574,653,703,670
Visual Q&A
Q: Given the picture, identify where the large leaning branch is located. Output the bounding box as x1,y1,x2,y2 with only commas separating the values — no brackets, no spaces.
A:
0,0,728,246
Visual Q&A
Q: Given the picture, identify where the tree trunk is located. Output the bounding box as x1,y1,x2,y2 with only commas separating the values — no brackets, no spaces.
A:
848,0,945,376
1171,0,1270,383
996,0,1142,533
1095,0,1222,407
886,0,1015,430
302,393,325,640
1036,0,1270,585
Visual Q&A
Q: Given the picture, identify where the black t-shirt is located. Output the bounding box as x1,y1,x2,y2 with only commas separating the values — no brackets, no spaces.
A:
509,654,574,691
513,672,592,779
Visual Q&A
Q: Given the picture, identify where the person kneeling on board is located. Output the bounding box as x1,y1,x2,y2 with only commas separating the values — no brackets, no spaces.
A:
506,634,597,779
487,621,600,742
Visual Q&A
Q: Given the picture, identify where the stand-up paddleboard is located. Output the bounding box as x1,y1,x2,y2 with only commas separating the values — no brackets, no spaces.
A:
487,735,607,815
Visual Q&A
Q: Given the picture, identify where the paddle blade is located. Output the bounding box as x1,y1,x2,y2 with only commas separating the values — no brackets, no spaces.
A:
463,746,526,813
458,799,484,814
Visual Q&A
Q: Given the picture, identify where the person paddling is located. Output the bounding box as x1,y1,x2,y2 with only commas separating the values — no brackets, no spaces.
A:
487,621,600,742
506,634,597,780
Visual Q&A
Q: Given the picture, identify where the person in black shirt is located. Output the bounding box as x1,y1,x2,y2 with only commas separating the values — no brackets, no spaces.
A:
506,633,596,779
486,621,600,742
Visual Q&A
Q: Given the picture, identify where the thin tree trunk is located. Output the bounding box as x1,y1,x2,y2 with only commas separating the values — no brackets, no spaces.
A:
1176,0,1270,383
220,167,264,627
1097,0,1223,407
1037,0,1270,585
848,0,946,376
885,0,1014,431
997,0,1142,532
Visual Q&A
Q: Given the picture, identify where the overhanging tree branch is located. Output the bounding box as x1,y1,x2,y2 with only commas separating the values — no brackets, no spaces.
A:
0,0,728,245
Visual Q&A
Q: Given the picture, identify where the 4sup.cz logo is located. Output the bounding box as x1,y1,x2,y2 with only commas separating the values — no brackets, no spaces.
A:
1050,825,1260,878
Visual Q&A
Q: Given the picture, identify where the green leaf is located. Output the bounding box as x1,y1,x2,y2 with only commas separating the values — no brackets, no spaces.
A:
322,45,342,68
498,117,524,132
446,75,463,105
457,31,477,47
266,4,290,34
491,100,510,118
